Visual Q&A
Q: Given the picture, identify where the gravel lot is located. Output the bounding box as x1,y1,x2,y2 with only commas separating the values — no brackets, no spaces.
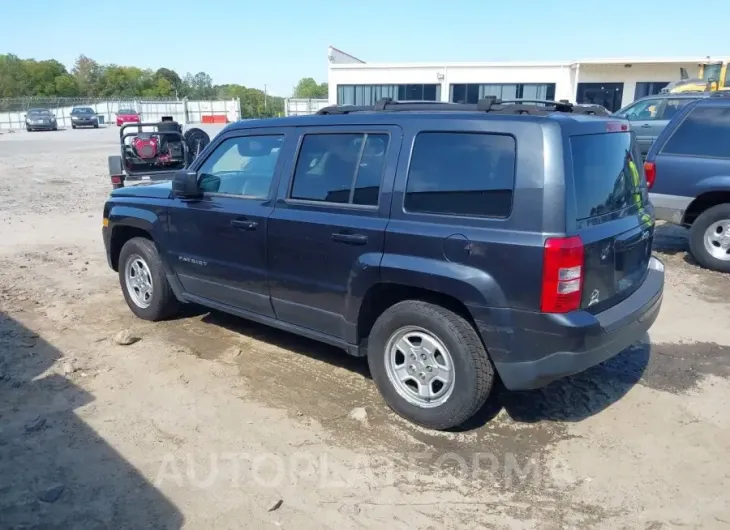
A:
1,126,729,529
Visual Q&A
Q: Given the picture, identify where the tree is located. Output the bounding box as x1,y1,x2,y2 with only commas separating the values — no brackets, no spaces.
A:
0,52,305,118
155,67,182,92
72,55,102,96
181,72,215,99
293,77,328,99
54,74,79,97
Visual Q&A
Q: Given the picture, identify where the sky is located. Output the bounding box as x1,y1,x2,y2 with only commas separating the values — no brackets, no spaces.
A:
2,0,729,97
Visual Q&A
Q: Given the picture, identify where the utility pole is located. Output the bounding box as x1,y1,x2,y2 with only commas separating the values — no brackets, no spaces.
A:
264,84,268,111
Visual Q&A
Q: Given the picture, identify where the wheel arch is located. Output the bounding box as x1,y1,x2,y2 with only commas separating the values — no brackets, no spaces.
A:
107,207,159,271
683,189,730,226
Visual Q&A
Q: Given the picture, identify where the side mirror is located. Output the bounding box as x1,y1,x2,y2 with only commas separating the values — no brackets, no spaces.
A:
172,170,201,199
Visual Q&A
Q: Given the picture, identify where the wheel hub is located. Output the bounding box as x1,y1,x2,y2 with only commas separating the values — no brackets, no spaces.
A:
384,326,455,408
704,220,730,261
124,254,154,309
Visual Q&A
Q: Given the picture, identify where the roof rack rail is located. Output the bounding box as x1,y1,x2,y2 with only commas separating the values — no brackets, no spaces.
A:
315,97,610,116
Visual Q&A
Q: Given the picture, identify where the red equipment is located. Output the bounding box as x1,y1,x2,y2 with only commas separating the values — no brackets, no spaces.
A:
132,136,159,159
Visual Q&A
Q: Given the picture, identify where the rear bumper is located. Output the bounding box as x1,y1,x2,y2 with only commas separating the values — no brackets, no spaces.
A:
476,256,664,391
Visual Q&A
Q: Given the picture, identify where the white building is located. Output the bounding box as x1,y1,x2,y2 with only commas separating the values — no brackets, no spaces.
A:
327,46,718,112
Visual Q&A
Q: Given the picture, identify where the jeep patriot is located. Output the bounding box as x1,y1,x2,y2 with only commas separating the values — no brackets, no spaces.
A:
102,97,664,430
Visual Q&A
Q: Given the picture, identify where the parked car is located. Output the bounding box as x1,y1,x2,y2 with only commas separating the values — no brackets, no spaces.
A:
116,109,140,127
102,98,664,430
25,108,58,131
70,107,99,129
646,93,730,272
614,93,709,157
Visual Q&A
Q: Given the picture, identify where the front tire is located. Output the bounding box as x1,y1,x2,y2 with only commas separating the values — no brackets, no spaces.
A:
689,203,730,273
367,300,494,430
118,237,180,321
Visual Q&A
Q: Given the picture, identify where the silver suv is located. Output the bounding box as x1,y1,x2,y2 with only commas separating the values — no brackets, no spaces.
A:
614,93,709,157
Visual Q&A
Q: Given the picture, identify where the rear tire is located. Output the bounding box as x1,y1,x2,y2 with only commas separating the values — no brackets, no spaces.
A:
71,124,76,129
367,300,494,430
118,237,180,321
689,203,730,273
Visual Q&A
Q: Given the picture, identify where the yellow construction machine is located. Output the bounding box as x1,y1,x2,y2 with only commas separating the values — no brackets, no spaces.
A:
662,61,729,93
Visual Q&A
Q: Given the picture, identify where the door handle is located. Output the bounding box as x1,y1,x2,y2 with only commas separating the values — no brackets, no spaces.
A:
231,218,258,230
332,232,368,245
639,124,652,128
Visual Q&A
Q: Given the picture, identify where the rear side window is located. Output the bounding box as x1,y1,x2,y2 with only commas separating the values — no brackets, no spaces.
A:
404,132,516,218
658,98,696,121
571,132,645,221
662,106,730,159
290,133,389,206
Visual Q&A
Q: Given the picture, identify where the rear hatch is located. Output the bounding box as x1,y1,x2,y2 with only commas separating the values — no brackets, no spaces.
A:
570,130,654,312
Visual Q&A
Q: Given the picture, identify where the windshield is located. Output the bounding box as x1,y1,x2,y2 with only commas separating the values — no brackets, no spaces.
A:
118,109,137,115
703,63,722,82
29,109,51,116
571,132,647,221
72,107,94,114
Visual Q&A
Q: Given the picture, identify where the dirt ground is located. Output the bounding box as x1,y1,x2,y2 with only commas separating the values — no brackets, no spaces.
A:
1,126,729,530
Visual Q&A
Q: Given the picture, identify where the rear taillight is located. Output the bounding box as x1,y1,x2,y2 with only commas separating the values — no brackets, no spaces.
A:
606,121,629,132
644,161,656,189
111,175,124,189
541,236,584,313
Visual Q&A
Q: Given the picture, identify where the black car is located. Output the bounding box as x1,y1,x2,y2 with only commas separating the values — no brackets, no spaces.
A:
101,98,664,430
25,108,58,131
71,107,99,129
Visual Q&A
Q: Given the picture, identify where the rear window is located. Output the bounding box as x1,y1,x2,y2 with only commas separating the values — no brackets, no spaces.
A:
118,109,137,115
571,132,645,221
662,105,730,159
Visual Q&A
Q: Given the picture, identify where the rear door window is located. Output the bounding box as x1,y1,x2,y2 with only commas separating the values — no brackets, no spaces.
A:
404,132,516,218
658,98,697,121
570,132,646,221
661,105,730,159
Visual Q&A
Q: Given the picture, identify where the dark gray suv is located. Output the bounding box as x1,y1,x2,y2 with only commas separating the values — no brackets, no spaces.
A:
102,97,664,430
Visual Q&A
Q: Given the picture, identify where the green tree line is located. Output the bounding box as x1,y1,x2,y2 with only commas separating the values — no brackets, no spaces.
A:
0,54,329,117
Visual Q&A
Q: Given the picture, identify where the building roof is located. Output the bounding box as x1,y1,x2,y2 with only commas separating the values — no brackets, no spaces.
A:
328,50,725,69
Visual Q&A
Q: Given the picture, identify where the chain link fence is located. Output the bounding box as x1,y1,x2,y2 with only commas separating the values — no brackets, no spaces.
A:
0,97,242,130
284,98,330,116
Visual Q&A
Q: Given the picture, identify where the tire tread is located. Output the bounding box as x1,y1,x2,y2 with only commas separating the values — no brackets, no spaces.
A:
369,300,494,430
118,237,179,321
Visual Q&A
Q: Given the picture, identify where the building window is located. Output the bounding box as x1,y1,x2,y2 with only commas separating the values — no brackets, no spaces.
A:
337,84,441,106
449,83,556,103
634,82,669,100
